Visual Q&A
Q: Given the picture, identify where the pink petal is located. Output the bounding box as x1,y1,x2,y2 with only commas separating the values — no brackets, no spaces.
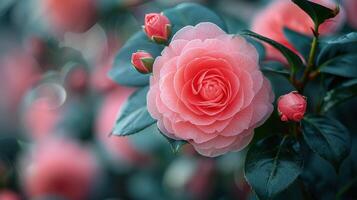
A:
220,105,254,137
193,128,254,157
249,78,274,127
171,121,218,143
172,22,226,41
196,118,233,134
147,83,161,119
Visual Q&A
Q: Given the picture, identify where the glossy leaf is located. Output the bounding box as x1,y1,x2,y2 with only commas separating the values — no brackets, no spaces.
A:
244,135,303,200
317,32,357,65
109,32,164,87
240,30,304,75
247,38,266,61
158,129,187,153
283,27,313,60
291,0,338,28
0,137,21,164
163,3,227,37
261,61,290,78
302,115,351,170
319,54,357,78
112,86,157,136
322,79,357,112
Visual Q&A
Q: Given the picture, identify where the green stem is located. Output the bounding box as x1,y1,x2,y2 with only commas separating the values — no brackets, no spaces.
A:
298,25,320,93
307,36,318,68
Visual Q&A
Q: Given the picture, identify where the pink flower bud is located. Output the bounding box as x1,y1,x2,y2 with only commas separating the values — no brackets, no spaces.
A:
143,13,171,44
278,91,307,122
131,51,154,74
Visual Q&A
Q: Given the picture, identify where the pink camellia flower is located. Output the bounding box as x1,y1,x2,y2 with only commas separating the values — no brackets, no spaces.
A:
66,67,89,92
23,98,61,141
131,51,154,74
91,34,121,92
22,137,98,200
147,22,274,157
0,51,40,111
0,190,21,200
144,13,171,44
344,0,357,29
278,91,307,122
252,0,345,63
41,0,97,33
96,87,152,165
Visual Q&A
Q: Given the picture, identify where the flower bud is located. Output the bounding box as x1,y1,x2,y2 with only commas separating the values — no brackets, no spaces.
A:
131,51,154,74
277,91,307,122
143,13,171,44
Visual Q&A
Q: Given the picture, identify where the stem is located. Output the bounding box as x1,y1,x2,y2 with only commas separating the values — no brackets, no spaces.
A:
298,25,320,93
307,35,319,68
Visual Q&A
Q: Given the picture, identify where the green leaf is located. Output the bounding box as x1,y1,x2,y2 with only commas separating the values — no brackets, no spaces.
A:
109,32,164,87
291,0,338,28
283,27,313,60
158,129,187,153
317,32,357,65
163,3,227,37
0,137,21,164
112,86,157,136
247,38,266,61
239,30,304,75
319,54,357,78
301,115,351,170
322,79,357,112
109,3,227,87
261,61,290,78
244,135,303,200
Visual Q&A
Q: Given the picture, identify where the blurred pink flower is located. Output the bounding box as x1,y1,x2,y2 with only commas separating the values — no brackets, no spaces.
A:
66,67,89,93
22,137,98,200
96,87,152,165
186,159,215,199
0,51,41,111
91,34,121,93
252,0,345,63
41,0,97,33
147,22,274,157
0,190,21,200
344,0,357,29
23,98,61,140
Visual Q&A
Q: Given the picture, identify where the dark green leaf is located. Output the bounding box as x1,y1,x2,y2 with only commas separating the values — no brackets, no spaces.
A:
247,38,266,61
112,86,157,136
109,32,164,87
302,115,351,170
244,135,303,200
261,61,290,78
163,3,227,37
239,30,304,75
322,79,357,112
317,32,357,65
291,0,338,28
0,137,21,164
319,54,357,78
158,129,187,153
283,27,313,60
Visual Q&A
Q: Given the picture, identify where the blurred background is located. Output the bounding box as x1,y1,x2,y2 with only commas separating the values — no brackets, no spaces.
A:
0,0,356,200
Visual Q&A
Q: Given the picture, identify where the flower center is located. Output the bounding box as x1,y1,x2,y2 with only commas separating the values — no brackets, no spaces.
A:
200,79,224,101
192,69,228,104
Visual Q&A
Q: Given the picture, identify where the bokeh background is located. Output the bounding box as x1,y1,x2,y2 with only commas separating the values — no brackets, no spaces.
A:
0,0,356,199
